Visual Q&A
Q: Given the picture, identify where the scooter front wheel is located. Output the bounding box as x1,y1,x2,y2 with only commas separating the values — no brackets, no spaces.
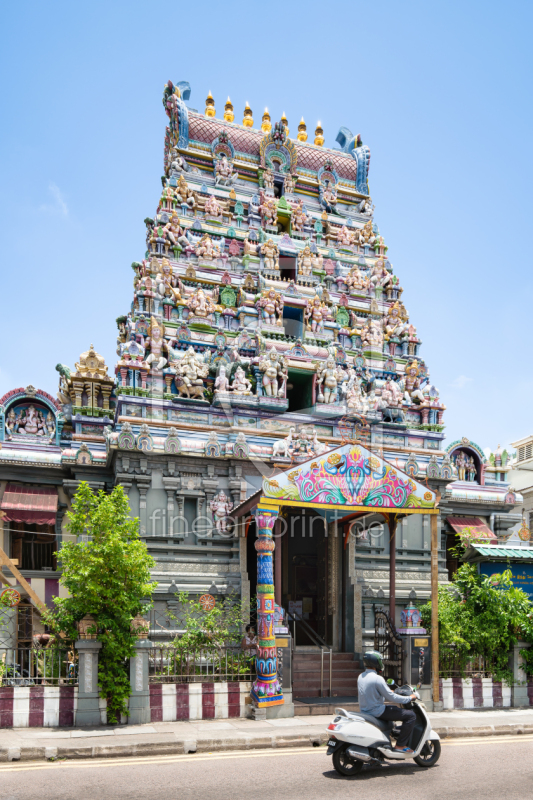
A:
414,740,441,767
332,746,365,776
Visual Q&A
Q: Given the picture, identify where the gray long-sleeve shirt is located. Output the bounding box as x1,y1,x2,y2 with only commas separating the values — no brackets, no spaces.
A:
357,669,411,717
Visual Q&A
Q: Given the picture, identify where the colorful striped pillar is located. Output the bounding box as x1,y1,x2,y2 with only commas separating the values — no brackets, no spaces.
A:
251,504,283,707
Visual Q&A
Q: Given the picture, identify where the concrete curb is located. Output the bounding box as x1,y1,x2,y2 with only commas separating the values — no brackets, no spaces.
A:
1,724,533,762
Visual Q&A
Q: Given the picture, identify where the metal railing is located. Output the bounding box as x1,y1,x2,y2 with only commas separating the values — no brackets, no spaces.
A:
374,607,403,684
287,610,332,698
0,648,78,686
439,647,498,679
148,645,255,684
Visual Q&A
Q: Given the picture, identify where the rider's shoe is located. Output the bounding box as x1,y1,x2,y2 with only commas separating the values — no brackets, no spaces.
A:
394,747,414,754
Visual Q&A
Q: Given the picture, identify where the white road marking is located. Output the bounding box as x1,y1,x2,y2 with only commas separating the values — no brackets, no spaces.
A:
0,734,532,773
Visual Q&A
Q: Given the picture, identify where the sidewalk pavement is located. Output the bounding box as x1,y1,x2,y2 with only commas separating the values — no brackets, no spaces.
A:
2,707,533,762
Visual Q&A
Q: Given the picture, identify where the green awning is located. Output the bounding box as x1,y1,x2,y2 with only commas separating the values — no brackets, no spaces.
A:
472,546,533,559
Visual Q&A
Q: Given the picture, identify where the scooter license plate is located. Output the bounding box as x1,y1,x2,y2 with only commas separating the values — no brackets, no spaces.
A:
327,739,337,748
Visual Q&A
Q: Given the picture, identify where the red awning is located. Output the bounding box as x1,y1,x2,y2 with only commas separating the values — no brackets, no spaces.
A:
447,516,497,541
0,485,58,525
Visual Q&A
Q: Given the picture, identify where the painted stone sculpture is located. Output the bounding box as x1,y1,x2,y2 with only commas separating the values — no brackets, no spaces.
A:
258,347,288,398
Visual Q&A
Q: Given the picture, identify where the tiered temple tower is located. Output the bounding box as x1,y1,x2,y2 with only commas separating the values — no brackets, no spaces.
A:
104,80,449,642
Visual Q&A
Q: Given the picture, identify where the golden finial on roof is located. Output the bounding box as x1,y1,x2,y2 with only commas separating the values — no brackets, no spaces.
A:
280,112,289,136
261,107,271,133
243,102,253,128
224,96,234,122
75,345,109,379
205,91,215,118
297,117,307,142
314,121,324,147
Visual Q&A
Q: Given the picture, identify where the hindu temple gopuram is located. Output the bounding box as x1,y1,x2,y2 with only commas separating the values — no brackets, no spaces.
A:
0,81,523,710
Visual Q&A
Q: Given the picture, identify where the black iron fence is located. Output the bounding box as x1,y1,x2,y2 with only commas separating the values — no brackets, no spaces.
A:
439,645,498,679
148,646,254,684
0,648,78,686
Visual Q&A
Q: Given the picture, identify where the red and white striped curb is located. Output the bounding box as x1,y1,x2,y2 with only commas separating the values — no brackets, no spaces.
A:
0,686,76,728
149,682,251,721
439,678,533,709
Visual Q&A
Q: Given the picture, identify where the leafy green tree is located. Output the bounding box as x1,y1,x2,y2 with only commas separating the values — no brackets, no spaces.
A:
420,564,533,682
46,482,156,723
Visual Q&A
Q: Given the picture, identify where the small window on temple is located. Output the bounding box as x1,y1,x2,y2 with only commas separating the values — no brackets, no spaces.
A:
283,305,303,339
286,370,314,413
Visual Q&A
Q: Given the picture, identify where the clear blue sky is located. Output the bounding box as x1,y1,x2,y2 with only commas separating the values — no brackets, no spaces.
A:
1,0,531,453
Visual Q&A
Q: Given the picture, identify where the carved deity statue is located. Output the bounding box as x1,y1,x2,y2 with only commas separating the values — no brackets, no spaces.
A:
369,259,391,289
163,214,189,251
145,318,168,371
283,172,296,194
337,225,354,247
316,356,347,405
361,318,384,349
345,369,365,412
259,196,278,227
320,181,337,213
170,151,188,174
305,295,329,333
401,361,426,405
187,287,216,319
384,301,409,340
362,220,376,246
195,233,220,261
261,239,279,271
176,174,196,210
380,378,403,412
346,266,368,294
455,450,467,481
263,169,275,190
204,193,223,218
214,365,230,394
298,246,313,276
210,491,233,535
214,155,238,187
356,197,374,216
231,366,253,395
258,347,288,398
256,288,283,326
174,346,209,398
291,199,308,232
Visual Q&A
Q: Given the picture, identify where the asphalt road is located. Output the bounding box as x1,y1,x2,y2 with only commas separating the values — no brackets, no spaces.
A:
1,735,533,800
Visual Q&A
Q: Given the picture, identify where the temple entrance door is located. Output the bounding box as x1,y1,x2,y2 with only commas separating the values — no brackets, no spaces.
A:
282,510,330,646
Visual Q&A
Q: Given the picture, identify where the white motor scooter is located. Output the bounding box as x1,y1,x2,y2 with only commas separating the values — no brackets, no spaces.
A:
326,683,441,776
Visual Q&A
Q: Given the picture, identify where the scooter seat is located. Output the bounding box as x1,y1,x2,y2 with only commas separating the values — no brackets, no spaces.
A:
356,711,394,732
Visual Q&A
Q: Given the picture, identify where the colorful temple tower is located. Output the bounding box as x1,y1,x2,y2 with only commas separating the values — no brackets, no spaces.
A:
6,80,524,711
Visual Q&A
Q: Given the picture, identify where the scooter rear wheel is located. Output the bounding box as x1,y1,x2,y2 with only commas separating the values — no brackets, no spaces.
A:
414,740,441,767
332,746,365,776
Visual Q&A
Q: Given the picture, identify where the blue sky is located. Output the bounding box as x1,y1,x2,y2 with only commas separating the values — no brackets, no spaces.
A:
1,0,531,454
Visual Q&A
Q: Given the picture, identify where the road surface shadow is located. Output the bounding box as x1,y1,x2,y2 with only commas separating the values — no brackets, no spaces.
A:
323,763,437,780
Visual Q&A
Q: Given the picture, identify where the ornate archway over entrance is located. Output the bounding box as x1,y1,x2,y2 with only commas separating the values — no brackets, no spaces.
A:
234,443,440,709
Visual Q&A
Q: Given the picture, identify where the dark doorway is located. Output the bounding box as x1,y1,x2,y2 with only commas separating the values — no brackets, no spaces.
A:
274,177,284,199
286,370,314,413
246,519,258,628
282,510,330,646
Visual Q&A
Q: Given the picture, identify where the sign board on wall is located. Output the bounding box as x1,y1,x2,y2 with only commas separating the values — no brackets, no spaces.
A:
479,562,533,599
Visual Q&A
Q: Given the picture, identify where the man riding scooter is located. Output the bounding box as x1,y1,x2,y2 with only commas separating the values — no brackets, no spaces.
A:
357,651,417,754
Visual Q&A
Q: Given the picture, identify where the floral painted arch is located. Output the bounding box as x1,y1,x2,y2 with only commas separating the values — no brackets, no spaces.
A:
262,443,436,511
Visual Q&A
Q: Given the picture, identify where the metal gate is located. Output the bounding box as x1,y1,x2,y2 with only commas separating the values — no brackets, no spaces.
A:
374,607,403,684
